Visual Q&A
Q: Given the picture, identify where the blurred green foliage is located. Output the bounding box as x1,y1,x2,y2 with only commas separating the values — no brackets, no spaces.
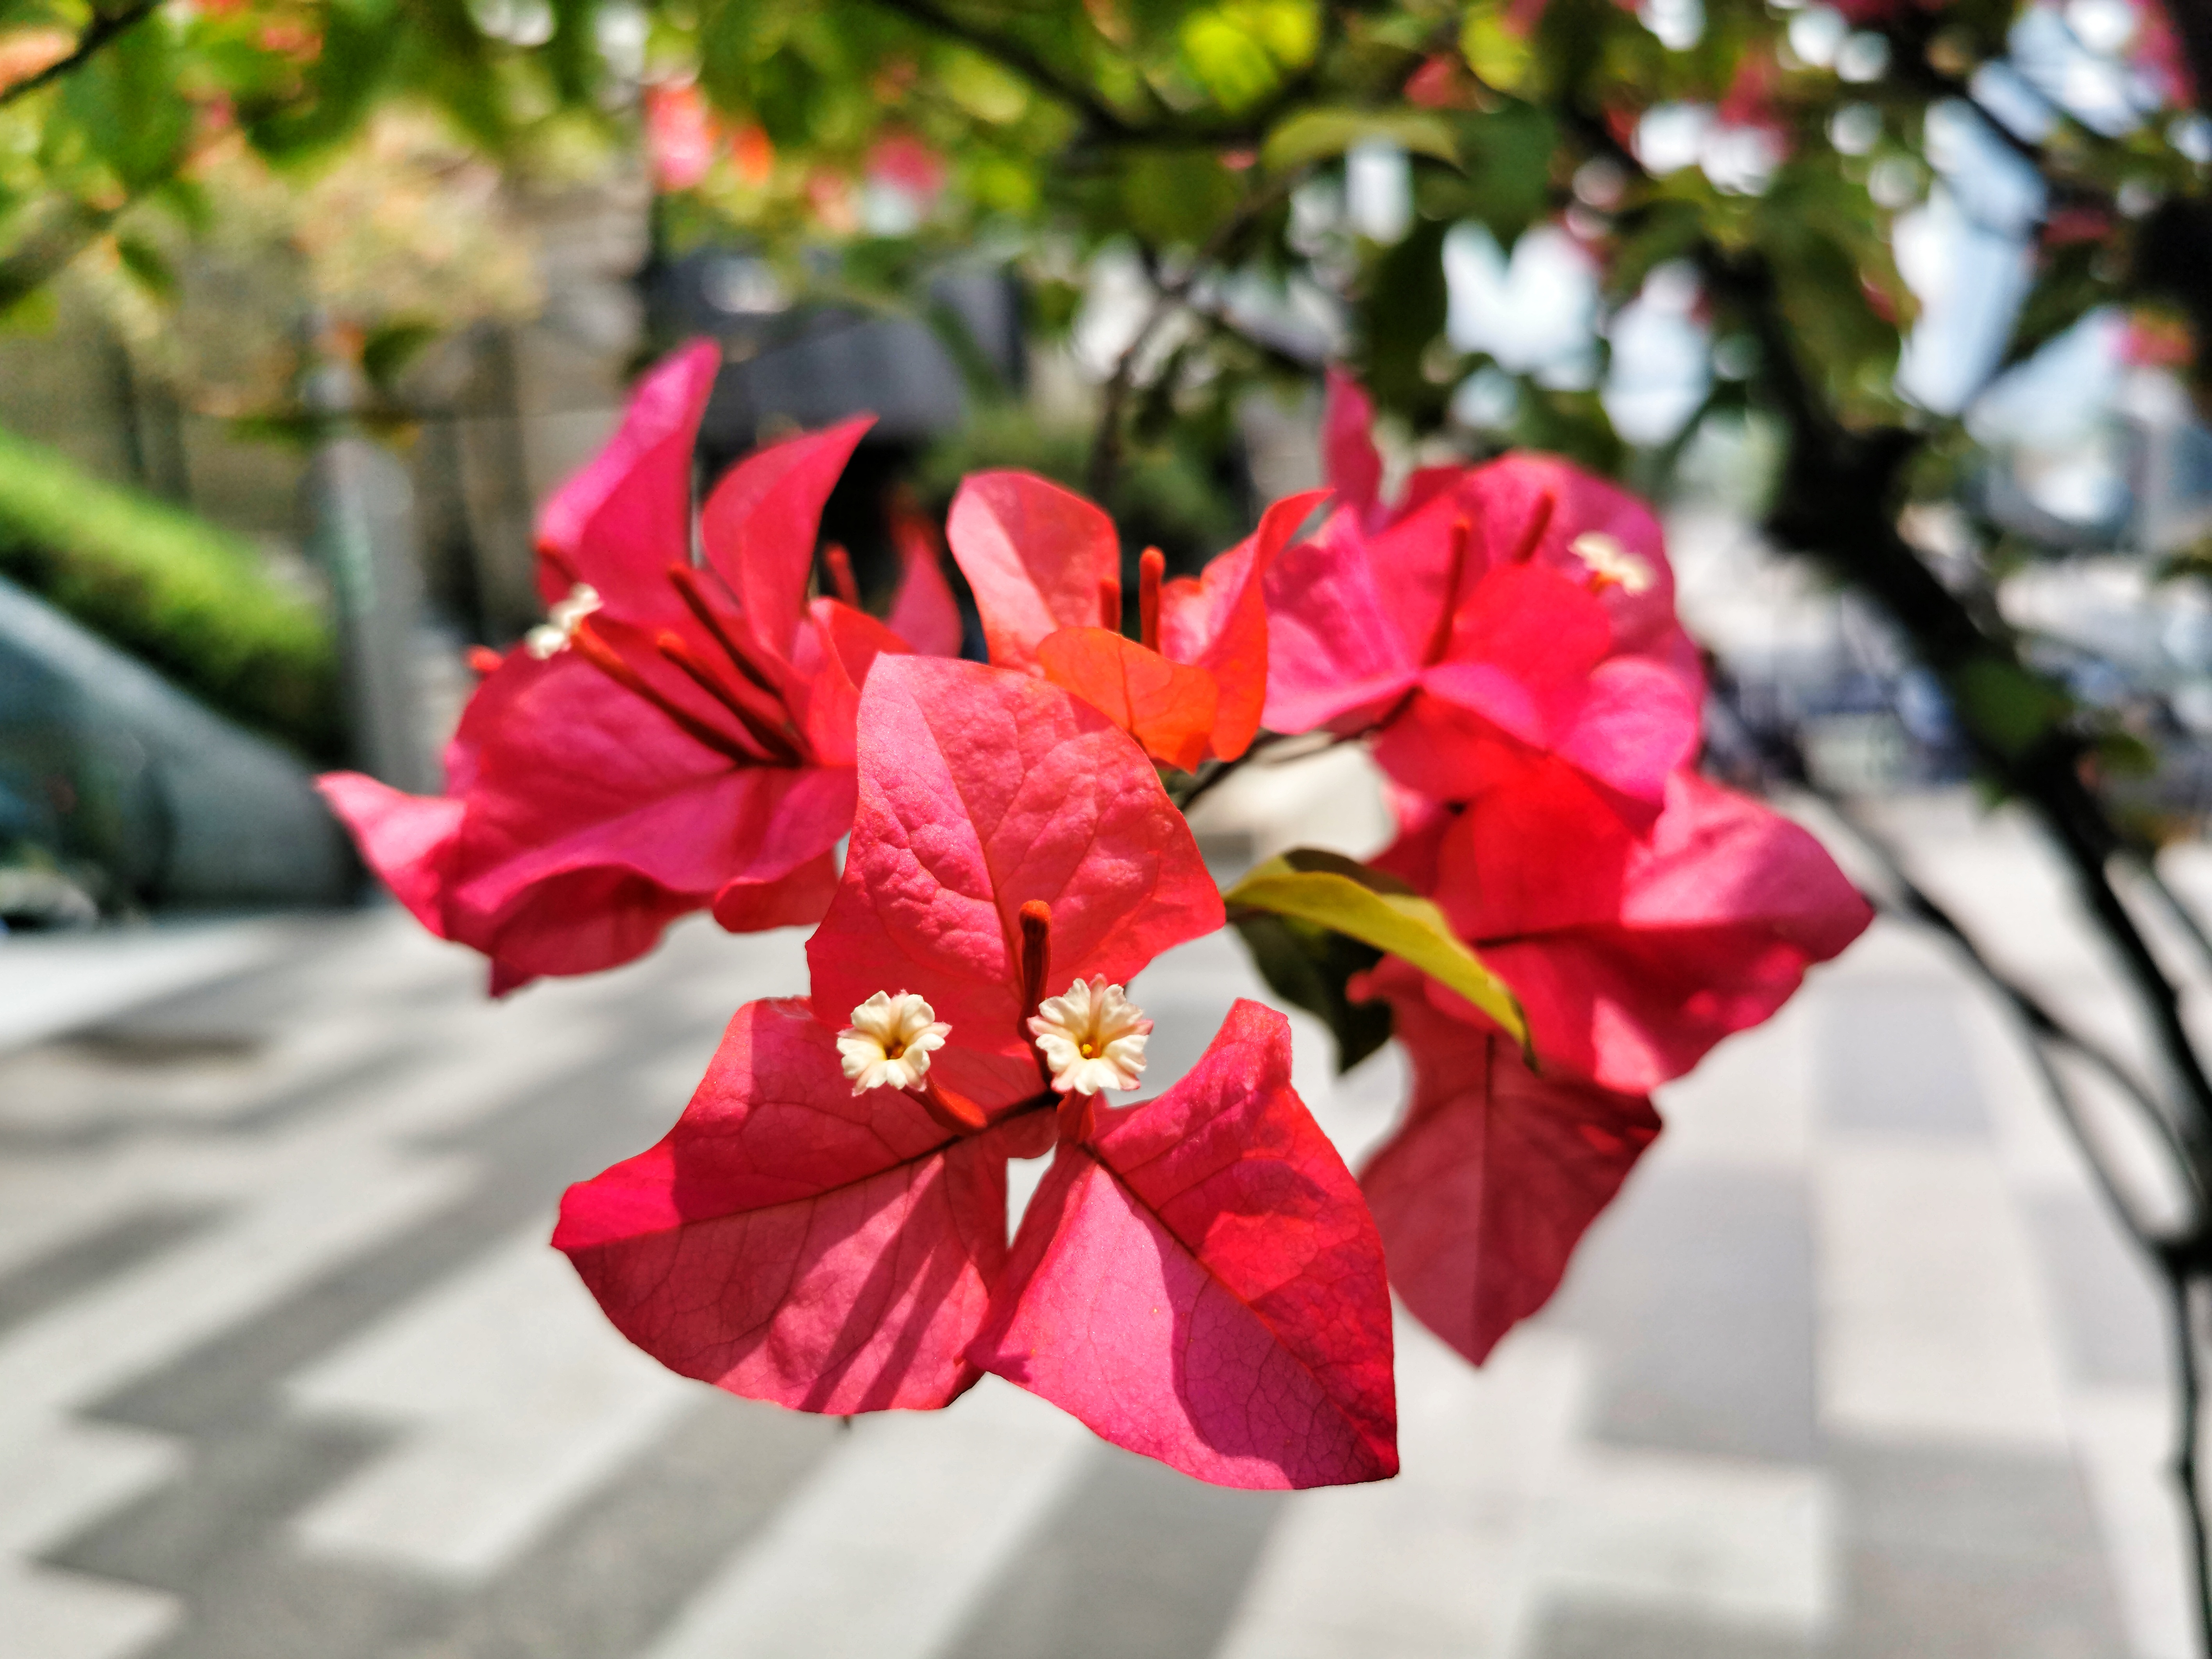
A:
0,0,2197,474
0,0,2204,853
0,427,339,756
916,403,1246,572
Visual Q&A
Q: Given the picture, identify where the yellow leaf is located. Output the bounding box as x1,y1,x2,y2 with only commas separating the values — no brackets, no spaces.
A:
1224,848,1529,1051
1459,4,1533,94
1260,105,1461,173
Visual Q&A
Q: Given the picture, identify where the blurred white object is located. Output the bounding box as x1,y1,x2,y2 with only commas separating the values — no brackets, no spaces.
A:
1444,222,1599,389
1895,100,2051,415
1604,261,1713,447
1183,742,1394,867
1071,245,1159,380
1345,142,1413,245
1640,0,1704,52
2010,2,2162,136
1788,6,1846,68
1635,103,1713,175
1452,365,1523,431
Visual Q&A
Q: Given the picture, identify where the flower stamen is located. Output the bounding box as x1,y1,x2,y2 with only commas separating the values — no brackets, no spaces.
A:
525,583,603,659
1570,531,1655,595
1138,547,1165,652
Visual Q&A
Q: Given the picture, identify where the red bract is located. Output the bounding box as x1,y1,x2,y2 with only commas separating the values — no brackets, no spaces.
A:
948,471,1325,770
1357,957,1660,1365
557,656,1398,1488
1374,763,1874,1094
885,497,965,658
319,342,959,992
1265,372,1703,820
971,999,1398,1488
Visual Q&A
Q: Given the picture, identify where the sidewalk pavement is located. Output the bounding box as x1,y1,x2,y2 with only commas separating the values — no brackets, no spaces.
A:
0,792,2191,1659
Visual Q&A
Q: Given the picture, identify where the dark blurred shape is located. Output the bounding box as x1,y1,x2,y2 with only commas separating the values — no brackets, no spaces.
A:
0,575,355,916
648,253,1024,610
653,255,1024,451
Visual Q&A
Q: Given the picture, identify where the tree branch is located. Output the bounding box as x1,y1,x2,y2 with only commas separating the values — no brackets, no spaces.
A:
0,195,126,313
1700,241,2212,1655
0,0,163,109
864,0,1333,149
862,0,1151,140
1709,673,2202,1217
1085,174,1297,499
1707,244,2212,1177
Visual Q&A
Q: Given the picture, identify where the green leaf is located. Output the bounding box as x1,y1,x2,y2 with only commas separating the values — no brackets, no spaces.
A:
1261,106,1459,173
113,233,173,299
1120,149,1239,247
1180,9,1279,112
61,15,188,189
1948,656,2072,761
1223,847,1529,1051
1354,214,1449,418
1459,1,1533,93
361,319,440,392
1231,910,1394,1073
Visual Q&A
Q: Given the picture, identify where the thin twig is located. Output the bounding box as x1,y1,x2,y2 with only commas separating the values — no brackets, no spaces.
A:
0,195,126,313
2130,851,2212,985
2169,1268,2212,1659
1713,682,2203,1216
0,0,163,108
1087,176,1297,500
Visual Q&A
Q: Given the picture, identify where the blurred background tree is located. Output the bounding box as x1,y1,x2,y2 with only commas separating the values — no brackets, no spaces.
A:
16,0,2212,1634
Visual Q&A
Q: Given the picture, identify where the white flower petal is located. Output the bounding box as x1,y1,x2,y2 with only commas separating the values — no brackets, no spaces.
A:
838,991,950,1096
1026,976,1152,1095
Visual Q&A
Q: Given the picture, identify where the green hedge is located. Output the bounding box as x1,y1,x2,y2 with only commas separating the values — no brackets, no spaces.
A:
0,428,341,759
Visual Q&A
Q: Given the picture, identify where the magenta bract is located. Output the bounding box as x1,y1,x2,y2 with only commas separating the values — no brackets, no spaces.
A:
319,342,958,991
558,657,1399,1489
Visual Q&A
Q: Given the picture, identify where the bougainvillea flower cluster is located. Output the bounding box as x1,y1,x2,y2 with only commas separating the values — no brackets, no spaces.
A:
555,657,1398,1488
322,344,1873,1490
1291,373,1873,1364
319,343,960,992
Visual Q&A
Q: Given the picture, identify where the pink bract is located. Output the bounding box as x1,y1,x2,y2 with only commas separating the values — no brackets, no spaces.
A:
1357,958,1660,1365
972,999,1398,1489
560,657,1398,1488
319,341,961,992
1264,372,1703,820
555,997,1043,1411
806,655,1225,1046
1376,763,1874,1094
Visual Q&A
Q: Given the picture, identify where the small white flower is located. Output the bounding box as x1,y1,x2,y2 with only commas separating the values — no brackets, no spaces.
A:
1568,532,1655,595
837,991,951,1096
1028,977,1151,1096
525,582,603,659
